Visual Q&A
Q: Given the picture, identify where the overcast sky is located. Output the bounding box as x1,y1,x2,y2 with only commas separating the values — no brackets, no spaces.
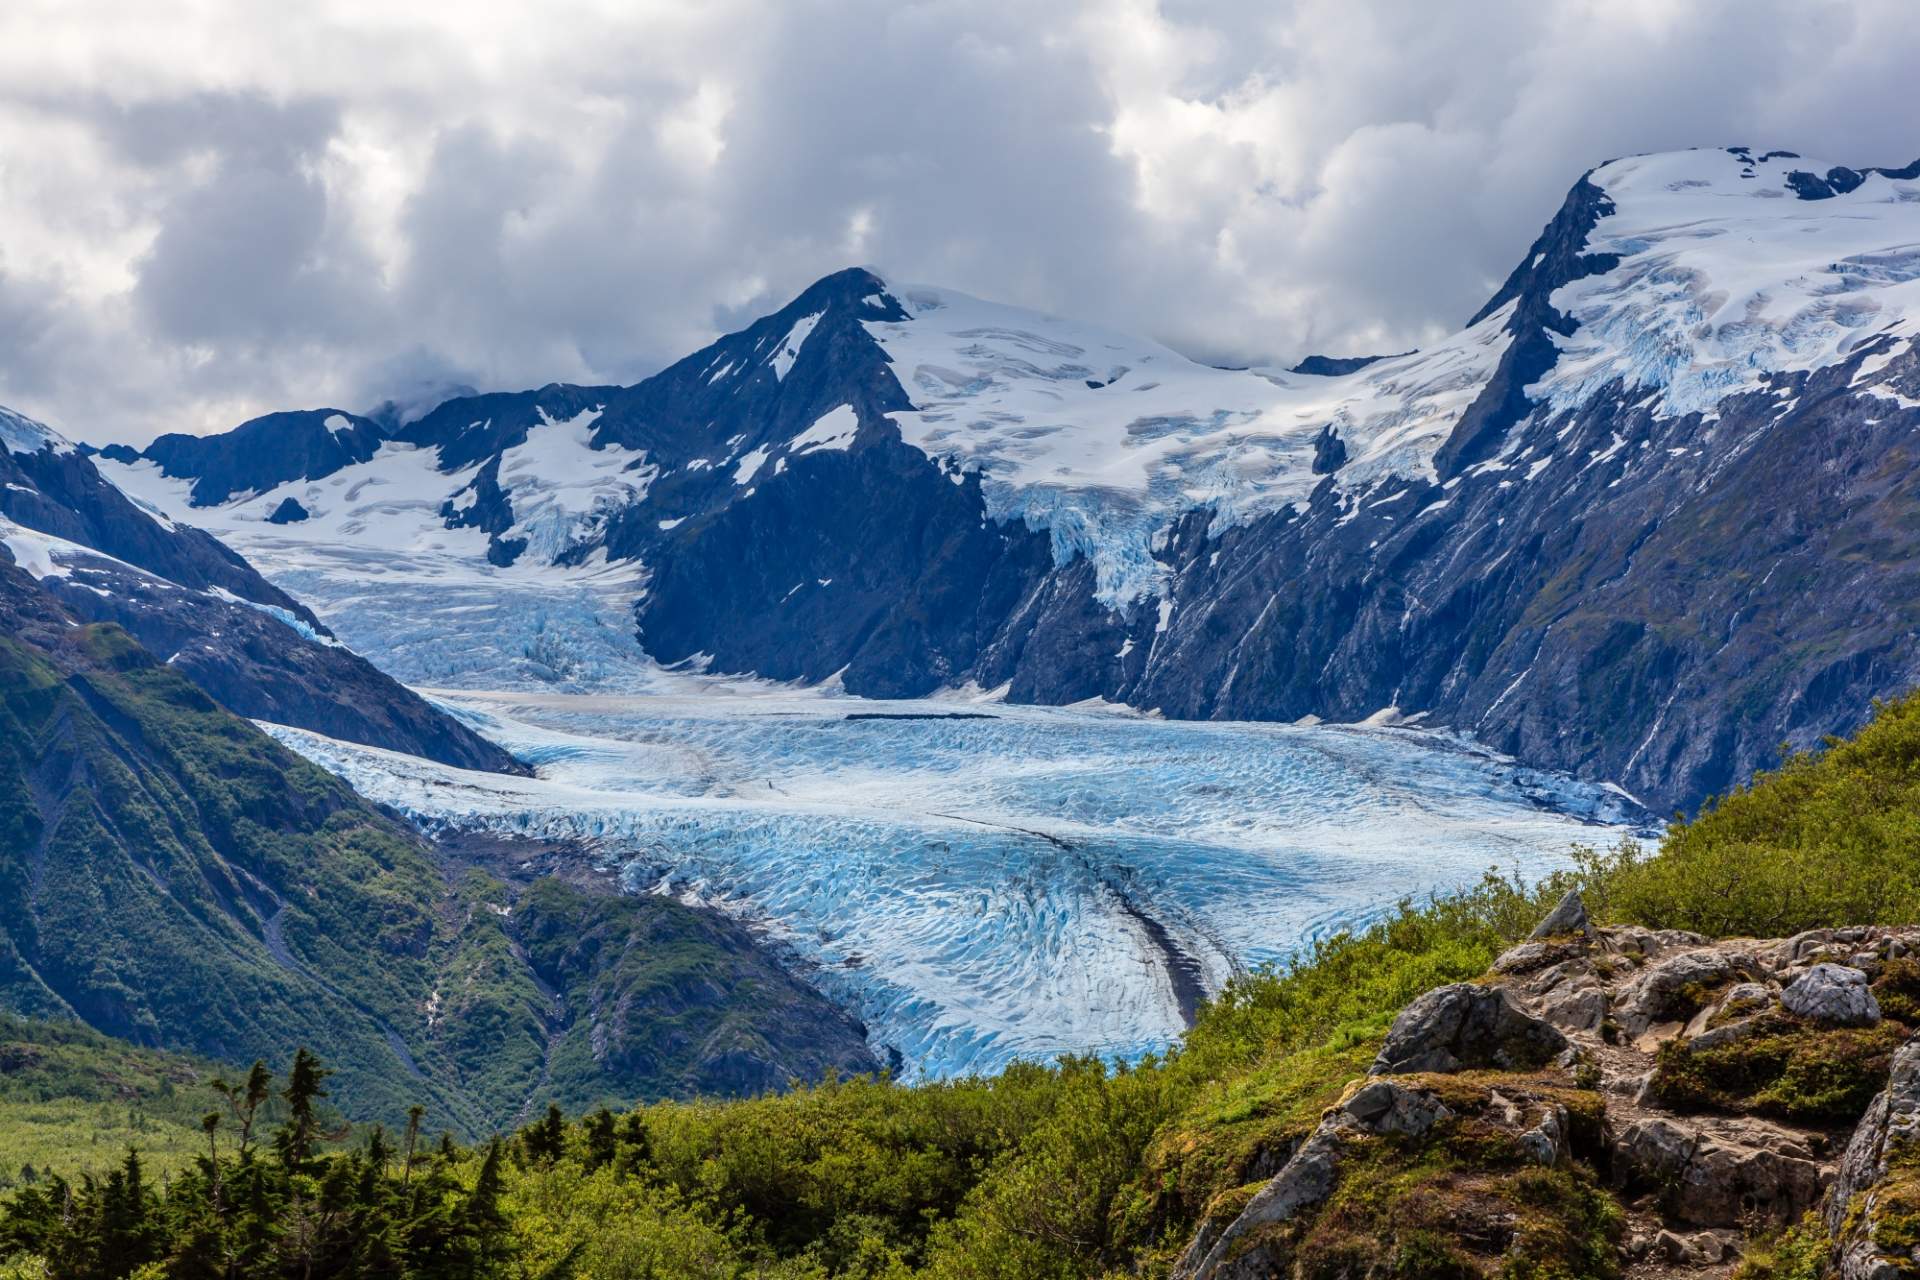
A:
1,0,1915,444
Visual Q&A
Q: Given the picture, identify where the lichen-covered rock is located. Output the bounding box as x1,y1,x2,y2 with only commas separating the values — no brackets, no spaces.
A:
1340,1079,1452,1137
1169,1100,1364,1280
1171,1076,1566,1280
1784,963,1882,1026
1826,1036,1920,1277
1369,983,1568,1075
1519,1103,1571,1166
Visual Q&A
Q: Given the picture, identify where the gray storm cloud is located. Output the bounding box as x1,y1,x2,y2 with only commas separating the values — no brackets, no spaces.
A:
0,0,1914,443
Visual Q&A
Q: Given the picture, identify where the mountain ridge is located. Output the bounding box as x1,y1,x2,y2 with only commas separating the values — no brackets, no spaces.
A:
1,412,523,774
92,147,1920,812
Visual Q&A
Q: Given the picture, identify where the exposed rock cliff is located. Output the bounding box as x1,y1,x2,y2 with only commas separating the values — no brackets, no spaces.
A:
1172,899,1920,1278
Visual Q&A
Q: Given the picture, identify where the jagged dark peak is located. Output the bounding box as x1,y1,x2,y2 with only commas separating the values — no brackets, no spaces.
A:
0,408,319,623
143,407,388,506
1289,352,1405,378
643,266,905,387
392,382,618,472
1465,169,1618,331
763,265,910,322
1786,156,1920,200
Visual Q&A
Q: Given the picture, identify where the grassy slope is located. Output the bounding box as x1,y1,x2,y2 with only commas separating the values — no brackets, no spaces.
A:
0,620,484,1133
0,1015,222,1186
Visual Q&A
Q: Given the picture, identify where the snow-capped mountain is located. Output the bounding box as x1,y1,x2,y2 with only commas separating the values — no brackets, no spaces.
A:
0,407,520,772
99,147,1920,811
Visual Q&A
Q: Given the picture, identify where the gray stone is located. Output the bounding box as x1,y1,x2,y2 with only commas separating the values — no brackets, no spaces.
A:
1369,983,1569,1076
1615,948,1756,1038
1782,963,1881,1026
1829,1037,1920,1237
1518,1104,1570,1166
1654,1228,1731,1266
1494,940,1581,974
1530,889,1590,939
1341,1080,1452,1137
1171,1116,1349,1280
1538,982,1610,1033
1610,1115,1825,1227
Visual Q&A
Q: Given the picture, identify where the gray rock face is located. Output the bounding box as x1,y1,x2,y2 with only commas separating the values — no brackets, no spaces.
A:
1783,963,1882,1026
1370,982,1568,1076
1609,1115,1827,1227
1341,1079,1453,1137
1172,1080,1454,1280
1615,948,1756,1039
1826,1037,1920,1278
1518,1104,1570,1166
1530,889,1590,939
1493,939,1584,974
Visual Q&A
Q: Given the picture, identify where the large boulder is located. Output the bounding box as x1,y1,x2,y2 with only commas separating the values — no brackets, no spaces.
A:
1783,963,1882,1027
1370,982,1568,1076
1615,947,1758,1039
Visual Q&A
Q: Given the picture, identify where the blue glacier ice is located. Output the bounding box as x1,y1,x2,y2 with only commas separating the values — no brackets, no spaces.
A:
263,648,1646,1080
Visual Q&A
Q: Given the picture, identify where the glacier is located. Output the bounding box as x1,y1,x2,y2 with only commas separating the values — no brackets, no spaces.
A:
229,529,1644,1079
264,685,1640,1080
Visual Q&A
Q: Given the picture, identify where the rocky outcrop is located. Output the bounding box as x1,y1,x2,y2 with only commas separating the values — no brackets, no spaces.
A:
1175,902,1920,1278
1369,982,1568,1075
1828,1038,1920,1278
1609,1114,1828,1227
1171,1079,1457,1280
143,408,387,506
1531,888,1592,939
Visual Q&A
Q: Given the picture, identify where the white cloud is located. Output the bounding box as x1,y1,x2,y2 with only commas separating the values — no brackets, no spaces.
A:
0,0,1914,443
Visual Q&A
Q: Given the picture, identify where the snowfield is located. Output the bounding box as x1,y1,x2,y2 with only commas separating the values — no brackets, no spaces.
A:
868,284,1516,605
1540,150,1920,421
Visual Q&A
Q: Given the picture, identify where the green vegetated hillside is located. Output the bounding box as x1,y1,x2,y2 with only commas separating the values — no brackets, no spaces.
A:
12,673,1920,1277
0,561,875,1141
0,1015,227,1188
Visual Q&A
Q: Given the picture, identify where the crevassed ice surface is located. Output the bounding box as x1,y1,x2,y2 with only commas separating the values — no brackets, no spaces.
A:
264,686,1636,1080
176,510,1640,1078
